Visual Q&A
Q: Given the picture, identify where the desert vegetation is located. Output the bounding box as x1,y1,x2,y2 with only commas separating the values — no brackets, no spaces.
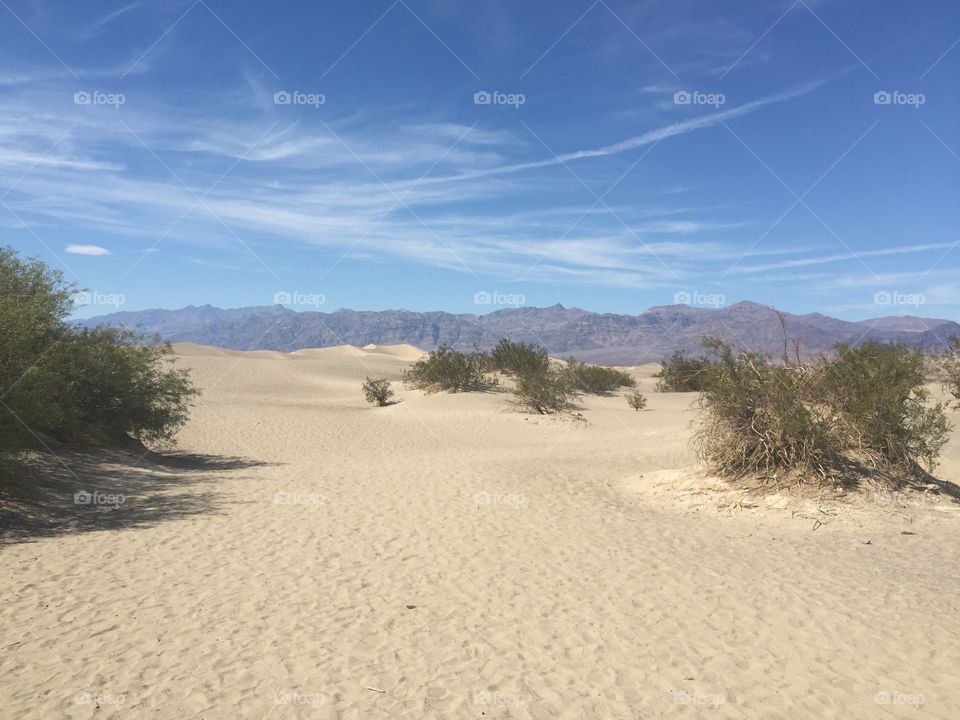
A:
488,339,549,377
626,389,647,411
563,357,635,394
512,364,581,415
943,336,960,406
655,350,715,392
694,337,950,485
403,345,498,392
361,377,394,406
0,247,198,465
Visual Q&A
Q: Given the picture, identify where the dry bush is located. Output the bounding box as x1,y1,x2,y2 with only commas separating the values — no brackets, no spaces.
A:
563,357,635,394
626,389,647,411
489,339,549,377
943,336,960,407
403,345,497,393
362,377,394,406
693,338,950,485
513,365,580,414
655,350,714,392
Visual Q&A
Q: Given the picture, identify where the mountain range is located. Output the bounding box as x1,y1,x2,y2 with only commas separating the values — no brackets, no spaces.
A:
80,301,960,365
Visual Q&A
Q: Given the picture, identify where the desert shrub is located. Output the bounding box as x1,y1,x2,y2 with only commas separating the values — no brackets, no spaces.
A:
0,247,198,457
513,365,580,414
564,357,635,394
694,340,836,478
403,345,497,393
362,377,394,406
626,389,647,411
694,338,951,482
656,350,714,392
821,342,949,471
489,339,549,377
944,336,960,406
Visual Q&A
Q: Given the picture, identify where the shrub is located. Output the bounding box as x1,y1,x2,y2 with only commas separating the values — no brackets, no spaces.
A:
626,389,647,411
821,342,949,471
564,357,635,394
944,336,960,406
656,350,714,392
403,345,497,393
513,365,580,414
489,339,549,377
362,377,394,406
694,340,835,479
0,247,198,457
694,338,951,483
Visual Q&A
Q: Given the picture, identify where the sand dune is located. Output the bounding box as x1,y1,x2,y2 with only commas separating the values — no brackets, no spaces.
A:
2,345,959,718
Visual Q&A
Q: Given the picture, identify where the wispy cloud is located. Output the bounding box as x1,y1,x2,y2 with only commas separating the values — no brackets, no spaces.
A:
65,244,111,256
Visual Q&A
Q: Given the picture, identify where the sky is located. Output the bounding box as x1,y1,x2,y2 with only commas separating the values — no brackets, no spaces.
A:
1,0,959,321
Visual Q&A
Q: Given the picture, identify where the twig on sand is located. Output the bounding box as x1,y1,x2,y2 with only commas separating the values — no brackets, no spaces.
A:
364,687,386,694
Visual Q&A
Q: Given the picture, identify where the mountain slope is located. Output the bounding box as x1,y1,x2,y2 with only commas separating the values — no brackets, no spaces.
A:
81,302,960,364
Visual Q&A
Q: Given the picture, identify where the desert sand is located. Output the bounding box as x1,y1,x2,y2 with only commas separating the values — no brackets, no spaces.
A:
2,343,959,718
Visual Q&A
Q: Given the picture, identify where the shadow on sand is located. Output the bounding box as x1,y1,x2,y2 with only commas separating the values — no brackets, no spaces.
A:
0,444,274,545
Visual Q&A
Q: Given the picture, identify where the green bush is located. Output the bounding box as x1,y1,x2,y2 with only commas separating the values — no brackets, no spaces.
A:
513,365,580,414
564,357,635,394
694,340,835,478
403,345,497,393
656,350,714,392
362,377,394,406
944,336,960,406
626,389,647,411
0,247,198,457
694,338,950,483
821,342,949,471
489,339,549,377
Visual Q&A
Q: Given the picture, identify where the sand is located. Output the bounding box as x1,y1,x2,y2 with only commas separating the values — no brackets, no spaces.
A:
2,343,959,718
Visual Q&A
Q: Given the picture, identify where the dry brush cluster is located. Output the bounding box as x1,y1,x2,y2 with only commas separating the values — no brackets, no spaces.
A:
396,339,643,415
694,337,954,485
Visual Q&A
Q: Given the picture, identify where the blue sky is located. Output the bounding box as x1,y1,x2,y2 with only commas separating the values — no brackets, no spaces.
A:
1,0,958,320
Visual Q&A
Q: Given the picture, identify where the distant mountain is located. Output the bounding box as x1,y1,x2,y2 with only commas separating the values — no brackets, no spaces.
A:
80,302,960,365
